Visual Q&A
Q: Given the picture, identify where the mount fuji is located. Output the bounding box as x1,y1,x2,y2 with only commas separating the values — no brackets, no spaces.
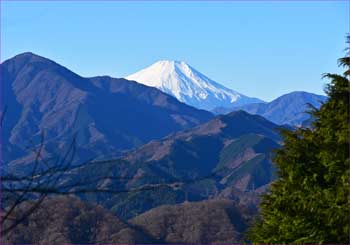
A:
126,60,263,111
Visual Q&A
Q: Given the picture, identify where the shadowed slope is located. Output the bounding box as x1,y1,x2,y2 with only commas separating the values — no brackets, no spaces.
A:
1,52,213,170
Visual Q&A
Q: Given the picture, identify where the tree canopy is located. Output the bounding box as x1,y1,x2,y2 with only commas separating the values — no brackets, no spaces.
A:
248,37,350,243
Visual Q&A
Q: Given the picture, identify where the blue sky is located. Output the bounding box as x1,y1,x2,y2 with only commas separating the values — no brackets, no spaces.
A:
1,1,349,101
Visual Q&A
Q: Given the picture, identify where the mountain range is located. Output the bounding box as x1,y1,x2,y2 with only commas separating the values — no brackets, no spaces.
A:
214,91,327,126
126,60,326,126
2,52,319,217
1,53,212,170
60,110,282,220
1,52,326,244
126,60,263,111
3,108,278,243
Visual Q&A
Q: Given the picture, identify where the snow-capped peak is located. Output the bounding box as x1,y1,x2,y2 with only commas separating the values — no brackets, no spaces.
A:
126,60,262,110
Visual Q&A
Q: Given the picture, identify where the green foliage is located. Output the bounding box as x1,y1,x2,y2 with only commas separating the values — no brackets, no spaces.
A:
248,42,350,243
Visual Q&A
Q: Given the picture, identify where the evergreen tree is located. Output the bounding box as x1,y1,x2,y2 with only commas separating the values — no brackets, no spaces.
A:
248,37,350,243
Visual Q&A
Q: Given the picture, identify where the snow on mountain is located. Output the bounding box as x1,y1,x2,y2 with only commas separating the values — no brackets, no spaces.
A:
125,60,263,111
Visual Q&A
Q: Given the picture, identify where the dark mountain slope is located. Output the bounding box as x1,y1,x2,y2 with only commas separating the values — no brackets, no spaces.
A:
1,196,156,244
67,111,282,219
2,197,253,244
1,52,213,169
130,199,251,244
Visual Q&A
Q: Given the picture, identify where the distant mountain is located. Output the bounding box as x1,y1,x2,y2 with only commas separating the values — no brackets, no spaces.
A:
66,110,282,219
213,91,327,126
130,199,250,244
1,53,213,169
126,60,263,111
